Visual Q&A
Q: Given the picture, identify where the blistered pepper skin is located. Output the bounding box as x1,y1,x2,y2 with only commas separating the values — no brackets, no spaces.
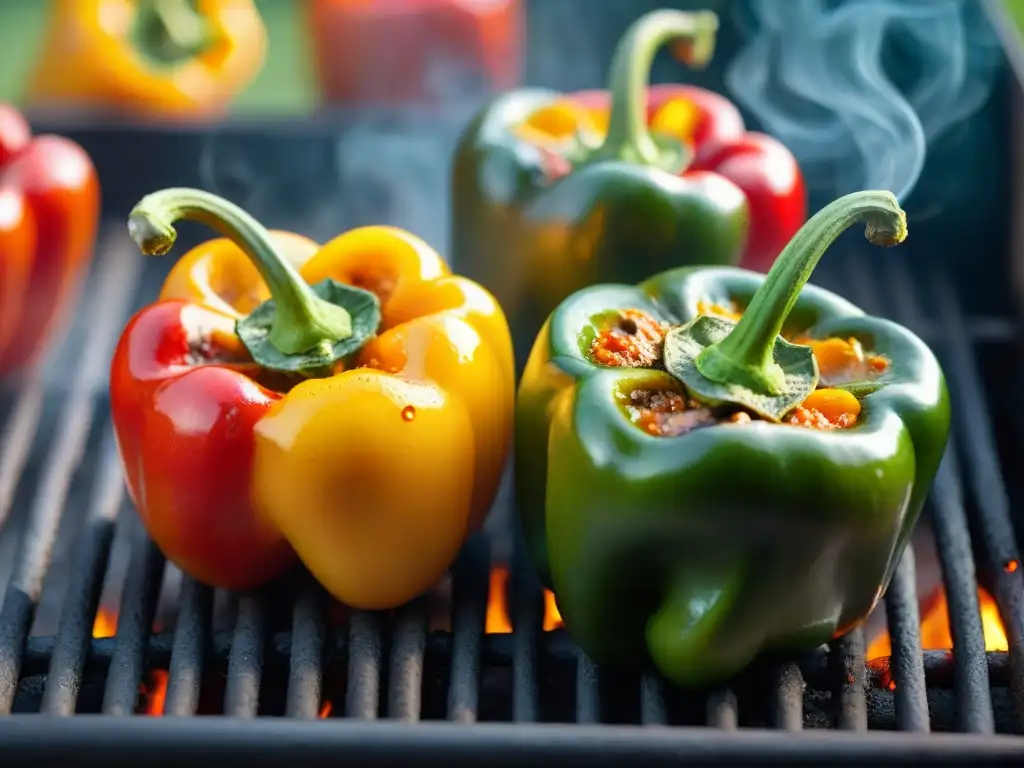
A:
517,266,949,687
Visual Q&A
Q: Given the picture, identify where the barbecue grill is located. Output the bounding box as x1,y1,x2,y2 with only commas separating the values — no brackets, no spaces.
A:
1,0,1023,763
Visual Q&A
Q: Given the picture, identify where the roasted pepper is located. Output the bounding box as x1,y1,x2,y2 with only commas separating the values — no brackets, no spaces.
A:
310,0,522,106
516,190,949,687
0,103,100,377
452,10,805,370
110,188,514,605
26,0,266,120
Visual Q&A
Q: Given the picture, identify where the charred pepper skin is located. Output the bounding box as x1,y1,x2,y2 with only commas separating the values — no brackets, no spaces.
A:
517,194,949,688
452,10,804,370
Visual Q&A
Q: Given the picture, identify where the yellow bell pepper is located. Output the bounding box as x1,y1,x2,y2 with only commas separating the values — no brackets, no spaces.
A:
26,0,266,119
110,187,514,607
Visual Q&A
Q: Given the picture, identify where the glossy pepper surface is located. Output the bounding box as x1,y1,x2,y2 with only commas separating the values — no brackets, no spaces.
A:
0,104,99,377
110,188,514,605
310,0,521,106
452,10,805,370
27,0,266,120
516,190,949,688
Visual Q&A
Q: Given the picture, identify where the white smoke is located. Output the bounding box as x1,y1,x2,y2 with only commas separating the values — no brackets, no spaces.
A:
726,0,1002,203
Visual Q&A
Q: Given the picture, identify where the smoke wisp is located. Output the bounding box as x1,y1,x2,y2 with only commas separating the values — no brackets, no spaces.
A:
726,0,1002,204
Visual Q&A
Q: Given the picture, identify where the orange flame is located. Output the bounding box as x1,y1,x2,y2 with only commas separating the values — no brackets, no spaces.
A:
485,566,563,634
93,607,168,715
867,585,1008,661
92,608,117,639
140,671,168,716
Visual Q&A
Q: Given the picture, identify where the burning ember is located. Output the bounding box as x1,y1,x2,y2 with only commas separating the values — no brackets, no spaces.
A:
485,566,563,634
91,610,117,640
867,585,1008,661
92,607,169,716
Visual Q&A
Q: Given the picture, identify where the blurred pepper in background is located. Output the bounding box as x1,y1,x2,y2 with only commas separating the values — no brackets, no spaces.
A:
452,9,805,370
310,0,522,106
0,103,99,377
25,0,267,120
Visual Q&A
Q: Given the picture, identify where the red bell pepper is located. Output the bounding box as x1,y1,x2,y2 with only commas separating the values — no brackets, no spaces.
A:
110,298,298,591
309,0,523,106
0,103,100,376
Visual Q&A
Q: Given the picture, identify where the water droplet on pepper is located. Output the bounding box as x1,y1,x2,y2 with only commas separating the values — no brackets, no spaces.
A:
401,405,416,422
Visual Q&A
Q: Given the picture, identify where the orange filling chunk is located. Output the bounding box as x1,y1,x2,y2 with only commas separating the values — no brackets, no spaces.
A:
589,310,670,368
789,388,861,430
794,336,889,384
517,101,603,145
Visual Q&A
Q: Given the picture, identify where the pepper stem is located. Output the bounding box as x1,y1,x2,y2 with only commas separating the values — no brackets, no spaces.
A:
696,190,908,394
128,188,353,356
134,0,212,65
583,10,718,169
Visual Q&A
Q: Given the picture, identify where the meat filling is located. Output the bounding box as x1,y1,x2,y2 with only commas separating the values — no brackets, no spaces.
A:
589,309,670,368
594,303,875,434
622,388,720,437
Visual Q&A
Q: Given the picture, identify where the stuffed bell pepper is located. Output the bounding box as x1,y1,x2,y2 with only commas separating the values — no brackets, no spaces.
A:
27,0,266,120
452,9,805,369
110,187,514,608
516,190,949,688
0,103,99,377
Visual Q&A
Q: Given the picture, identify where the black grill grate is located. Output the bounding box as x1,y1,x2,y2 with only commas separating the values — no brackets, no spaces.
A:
0,224,1023,763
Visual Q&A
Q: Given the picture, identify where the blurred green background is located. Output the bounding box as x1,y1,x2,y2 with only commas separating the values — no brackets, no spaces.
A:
0,0,317,114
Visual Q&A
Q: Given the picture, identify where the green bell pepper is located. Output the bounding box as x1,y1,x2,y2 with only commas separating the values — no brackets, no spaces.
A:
451,10,769,371
516,190,950,688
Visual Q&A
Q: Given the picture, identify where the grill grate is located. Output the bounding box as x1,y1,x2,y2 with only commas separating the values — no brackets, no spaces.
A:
0,223,1023,762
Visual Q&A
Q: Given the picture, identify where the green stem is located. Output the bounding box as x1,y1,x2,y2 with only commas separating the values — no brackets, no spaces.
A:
134,0,211,65
128,188,352,356
696,190,908,394
584,10,718,168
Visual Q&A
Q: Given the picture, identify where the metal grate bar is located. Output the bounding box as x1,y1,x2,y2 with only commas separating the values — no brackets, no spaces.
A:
706,688,738,730
511,539,542,723
882,549,931,732
223,595,267,718
0,380,45,531
773,663,804,731
0,254,87,533
639,672,666,725
3,716,1024,763
39,432,124,715
284,584,327,720
344,610,382,720
0,232,142,714
387,598,426,722
928,448,995,733
101,537,165,715
575,650,600,724
840,256,928,730
163,577,213,717
446,537,488,723
932,274,1024,731
885,260,996,733
830,630,867,730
